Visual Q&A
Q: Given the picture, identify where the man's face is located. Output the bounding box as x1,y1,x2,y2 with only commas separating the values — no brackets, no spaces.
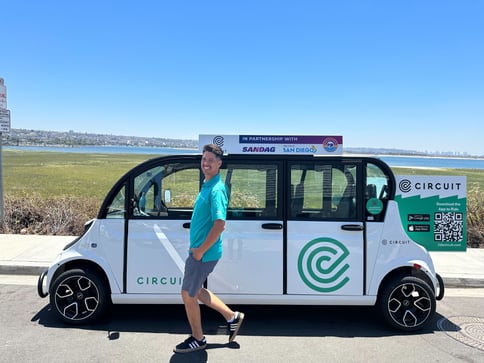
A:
201,150,222,180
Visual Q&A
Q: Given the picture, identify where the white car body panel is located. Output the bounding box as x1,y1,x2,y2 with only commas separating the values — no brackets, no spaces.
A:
41,153,440,310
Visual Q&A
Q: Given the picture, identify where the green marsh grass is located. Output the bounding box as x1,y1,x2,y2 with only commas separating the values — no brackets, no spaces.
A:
4,150,151,199
1,150,483,245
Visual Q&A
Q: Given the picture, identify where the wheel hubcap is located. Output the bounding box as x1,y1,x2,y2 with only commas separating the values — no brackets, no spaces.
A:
54,275,100,321
388,283,431,328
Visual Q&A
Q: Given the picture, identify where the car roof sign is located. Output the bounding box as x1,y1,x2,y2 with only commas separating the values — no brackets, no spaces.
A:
199,135,343,155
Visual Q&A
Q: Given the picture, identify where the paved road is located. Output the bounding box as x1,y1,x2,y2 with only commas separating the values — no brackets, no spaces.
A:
1,277,484,363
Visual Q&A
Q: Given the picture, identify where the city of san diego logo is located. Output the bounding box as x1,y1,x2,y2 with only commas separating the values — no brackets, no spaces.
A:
297,237,350,292
322,137,339,153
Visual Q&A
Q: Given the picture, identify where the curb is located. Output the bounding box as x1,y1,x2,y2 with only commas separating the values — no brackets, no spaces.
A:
0,263,49,276
441,277,484,289
2,264,484,289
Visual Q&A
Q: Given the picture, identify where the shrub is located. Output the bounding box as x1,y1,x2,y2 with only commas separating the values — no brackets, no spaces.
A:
467,185,484,248
0,195,99,236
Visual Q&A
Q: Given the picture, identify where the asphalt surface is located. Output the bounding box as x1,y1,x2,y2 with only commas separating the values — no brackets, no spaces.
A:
0,234,483,288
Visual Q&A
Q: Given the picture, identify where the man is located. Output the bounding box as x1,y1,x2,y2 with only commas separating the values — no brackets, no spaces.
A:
174,144,244,354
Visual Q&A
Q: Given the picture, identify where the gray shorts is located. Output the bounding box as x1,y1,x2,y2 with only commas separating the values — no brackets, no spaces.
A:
182,255,218,298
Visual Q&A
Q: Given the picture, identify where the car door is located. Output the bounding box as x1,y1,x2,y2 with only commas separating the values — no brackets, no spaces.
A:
125,157,200,294
286,160,365,296
208,159,284,295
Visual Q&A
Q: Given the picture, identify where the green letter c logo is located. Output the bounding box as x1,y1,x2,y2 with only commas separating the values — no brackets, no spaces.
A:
297,237,350,293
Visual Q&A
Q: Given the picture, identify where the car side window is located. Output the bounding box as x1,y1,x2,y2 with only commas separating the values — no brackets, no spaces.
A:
105,184,126,219
132,162,200,219
289,162,358,220
366,162,390,221
221,162,280,219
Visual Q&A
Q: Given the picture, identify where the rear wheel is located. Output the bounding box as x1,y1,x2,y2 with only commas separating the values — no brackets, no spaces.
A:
49,268,109,324
378,276,436,332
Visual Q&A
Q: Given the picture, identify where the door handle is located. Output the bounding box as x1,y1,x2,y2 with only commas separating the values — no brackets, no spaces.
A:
341,224,364,231
183,222,191,229
262,223,283,230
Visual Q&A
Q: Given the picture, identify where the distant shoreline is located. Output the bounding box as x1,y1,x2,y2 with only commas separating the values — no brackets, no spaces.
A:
373,153,484,161
344,151,484,161
4,128,482,158
4,145,484,170
5,144,484,160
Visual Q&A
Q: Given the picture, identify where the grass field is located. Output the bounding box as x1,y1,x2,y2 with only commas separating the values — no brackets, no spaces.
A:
1,149,482,243
3,150,483,199
3,150,152,200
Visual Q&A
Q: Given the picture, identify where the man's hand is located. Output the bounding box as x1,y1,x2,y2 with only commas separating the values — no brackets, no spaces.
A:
190,219,225,261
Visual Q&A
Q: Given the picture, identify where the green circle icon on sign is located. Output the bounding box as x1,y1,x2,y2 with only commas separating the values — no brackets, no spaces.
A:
366,198,383,215
297,237,350,293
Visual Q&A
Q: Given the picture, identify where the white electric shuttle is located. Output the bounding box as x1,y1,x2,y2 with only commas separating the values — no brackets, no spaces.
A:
38,135,444,332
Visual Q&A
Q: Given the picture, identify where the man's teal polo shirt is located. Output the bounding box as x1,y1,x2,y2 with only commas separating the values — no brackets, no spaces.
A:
190,173,228,262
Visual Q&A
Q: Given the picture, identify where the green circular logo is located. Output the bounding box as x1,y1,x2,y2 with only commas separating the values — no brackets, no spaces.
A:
366,197,383,215
297,237,350,292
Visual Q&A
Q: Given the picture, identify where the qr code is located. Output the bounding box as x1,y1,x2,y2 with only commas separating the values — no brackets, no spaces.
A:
434,212,463,242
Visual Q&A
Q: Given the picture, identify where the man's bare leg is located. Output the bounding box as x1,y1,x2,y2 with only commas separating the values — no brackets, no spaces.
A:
196,287,234,321
181,290,204,341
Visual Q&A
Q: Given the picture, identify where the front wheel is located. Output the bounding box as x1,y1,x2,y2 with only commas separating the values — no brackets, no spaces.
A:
378,276,436,332
49,268,109,325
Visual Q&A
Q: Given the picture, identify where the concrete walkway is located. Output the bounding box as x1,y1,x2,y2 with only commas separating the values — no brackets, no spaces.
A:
0,234,483,288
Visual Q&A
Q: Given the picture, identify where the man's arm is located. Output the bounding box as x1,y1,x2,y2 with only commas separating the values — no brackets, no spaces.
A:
190,219,225,261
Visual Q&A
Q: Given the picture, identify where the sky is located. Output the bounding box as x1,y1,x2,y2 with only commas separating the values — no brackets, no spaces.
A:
1,0,483,156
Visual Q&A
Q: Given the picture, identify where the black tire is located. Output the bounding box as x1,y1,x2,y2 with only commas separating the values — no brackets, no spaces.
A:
436,273,445,301
49,268,109,325
37,269,48,298
378,276,436,332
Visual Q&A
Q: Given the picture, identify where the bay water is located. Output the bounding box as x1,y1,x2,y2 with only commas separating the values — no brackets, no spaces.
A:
5,145,484,170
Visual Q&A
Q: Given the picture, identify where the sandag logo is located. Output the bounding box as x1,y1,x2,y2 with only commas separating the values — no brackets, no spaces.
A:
242,146,276,153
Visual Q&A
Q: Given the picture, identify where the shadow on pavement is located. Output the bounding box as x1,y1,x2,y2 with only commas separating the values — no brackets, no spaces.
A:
32,302,449,338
